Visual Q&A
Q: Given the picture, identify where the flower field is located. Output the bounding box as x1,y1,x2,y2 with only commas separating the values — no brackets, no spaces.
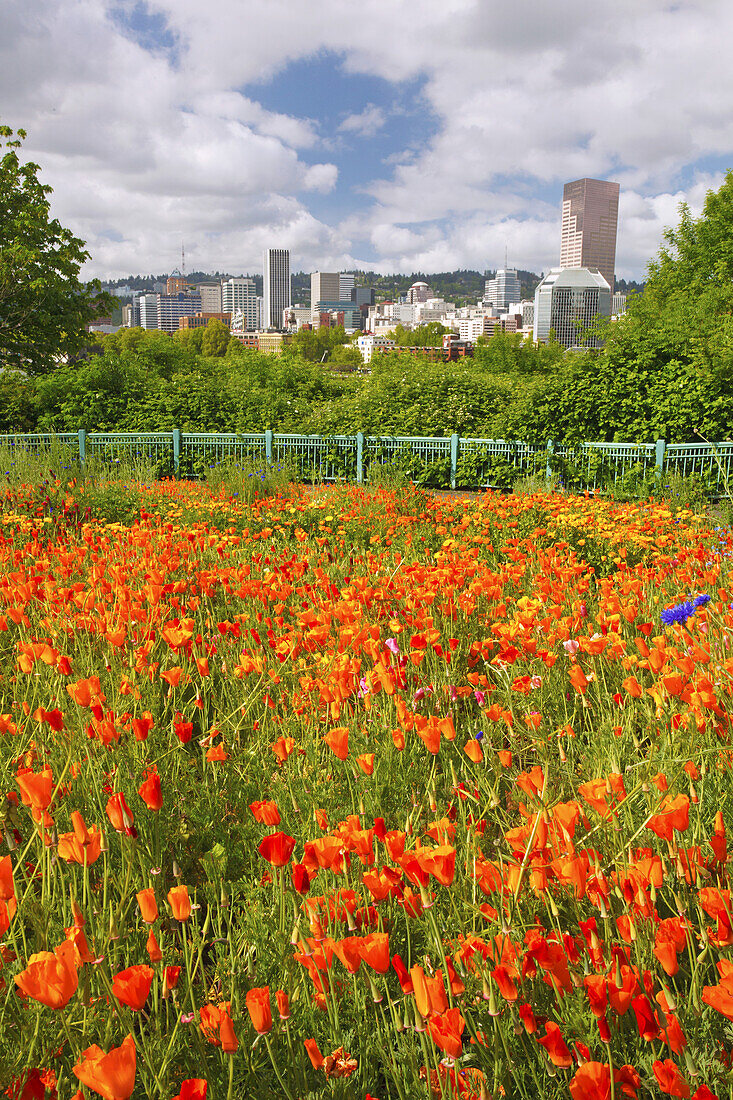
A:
2,478,733,1100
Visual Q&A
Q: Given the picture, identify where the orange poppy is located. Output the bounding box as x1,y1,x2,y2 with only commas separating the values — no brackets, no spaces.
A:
16,767,54,813
14,940,79,1009
73,1033,136,1100
167,884,191,922
410,966,448,1017
323,727,349,760
146,930,163,964
57,812,102,866
136,888,158,924
111,965,154,1011
646,794,690,843
359,932,390,974
200,1002,238,1051
0,855,14,902
245,986,272,1034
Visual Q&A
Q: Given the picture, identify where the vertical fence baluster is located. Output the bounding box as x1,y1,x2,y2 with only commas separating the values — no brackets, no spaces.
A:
450,434,459,491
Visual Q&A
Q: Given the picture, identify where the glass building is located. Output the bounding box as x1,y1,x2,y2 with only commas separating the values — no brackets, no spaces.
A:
560,178,620,293
533,268,611,348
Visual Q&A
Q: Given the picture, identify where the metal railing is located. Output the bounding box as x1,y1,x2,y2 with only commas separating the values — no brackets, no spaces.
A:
0,430,731,492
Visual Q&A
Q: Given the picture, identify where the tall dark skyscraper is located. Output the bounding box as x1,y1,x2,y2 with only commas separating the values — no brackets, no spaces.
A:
560,178,620,293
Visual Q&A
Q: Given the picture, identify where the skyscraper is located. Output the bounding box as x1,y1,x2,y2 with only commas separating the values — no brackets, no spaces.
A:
533,268,611,348
560,178,620,293
311,272,341,305
263,249,291,330
222,277,257,330
484,268,521,309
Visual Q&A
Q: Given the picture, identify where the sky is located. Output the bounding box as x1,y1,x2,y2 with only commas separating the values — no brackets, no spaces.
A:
3,0,733,283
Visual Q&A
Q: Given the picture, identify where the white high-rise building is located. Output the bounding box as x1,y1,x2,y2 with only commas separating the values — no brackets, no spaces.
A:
484,269,521,309
339,273,355,300
263,249,291,330
533,268,611,348
222,278,257,330
138,294,159,330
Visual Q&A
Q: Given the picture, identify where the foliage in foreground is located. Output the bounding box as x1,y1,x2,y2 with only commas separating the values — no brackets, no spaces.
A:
2,485,733,1099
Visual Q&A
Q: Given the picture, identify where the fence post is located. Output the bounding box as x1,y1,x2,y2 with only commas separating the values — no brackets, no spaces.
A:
356,432,364,484
450,433,459,491
172,428,181,474
78,428,86,467
265,429,274,464
546,438,554,485
655,438,666,481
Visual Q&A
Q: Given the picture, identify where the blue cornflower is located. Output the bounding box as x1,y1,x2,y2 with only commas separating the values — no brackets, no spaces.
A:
692,594,711,608
475,730,484,741
661,600,696,625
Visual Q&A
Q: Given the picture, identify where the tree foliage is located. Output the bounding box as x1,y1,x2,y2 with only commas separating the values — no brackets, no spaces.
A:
0,124,110,373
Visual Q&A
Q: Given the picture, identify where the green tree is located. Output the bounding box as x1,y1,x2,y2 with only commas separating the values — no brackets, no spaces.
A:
0,124,110,373
201,318,231,357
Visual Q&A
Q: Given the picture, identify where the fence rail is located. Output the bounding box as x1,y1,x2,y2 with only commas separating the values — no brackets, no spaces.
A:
1,430,732,493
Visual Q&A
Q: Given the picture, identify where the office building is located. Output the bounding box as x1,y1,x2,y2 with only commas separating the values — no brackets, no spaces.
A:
157,292,202,333
222,278,257,330
195,283,223,313
406,281,432,304
533,268,611,348
166,273,188,295
339,273,355,300
137,294,159,330
484,268,521,309
263,249,291,329
178,313,231,330
612,293,627,316
560,178,620,293
311,272,341,307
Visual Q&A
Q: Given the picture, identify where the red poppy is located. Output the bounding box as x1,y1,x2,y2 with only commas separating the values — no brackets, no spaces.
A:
105,793,135,836
428,1007,465,1060
258,832,296,867
111,965,154,1011
537,1021,572,1068
171,1082,207,1100
249,800,281,825
653,1059,690,1098
138,769,162,811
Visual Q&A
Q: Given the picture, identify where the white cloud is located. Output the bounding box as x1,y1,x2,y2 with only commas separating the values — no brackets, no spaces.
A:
2,0,733,279
338,104,386,137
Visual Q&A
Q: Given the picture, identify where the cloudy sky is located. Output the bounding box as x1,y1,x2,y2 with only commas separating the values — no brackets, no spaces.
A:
3,0,732,281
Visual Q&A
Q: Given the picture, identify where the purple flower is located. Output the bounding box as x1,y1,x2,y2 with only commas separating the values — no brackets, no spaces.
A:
661,600,696,625
692,594,711,608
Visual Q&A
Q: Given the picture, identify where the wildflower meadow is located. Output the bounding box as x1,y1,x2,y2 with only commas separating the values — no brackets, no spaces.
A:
2,469,733,1100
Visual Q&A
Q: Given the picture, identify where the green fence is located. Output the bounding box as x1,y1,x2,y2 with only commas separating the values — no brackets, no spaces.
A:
1,430,732,492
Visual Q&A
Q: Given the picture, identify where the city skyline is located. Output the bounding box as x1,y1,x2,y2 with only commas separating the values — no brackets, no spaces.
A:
3,1,732,282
